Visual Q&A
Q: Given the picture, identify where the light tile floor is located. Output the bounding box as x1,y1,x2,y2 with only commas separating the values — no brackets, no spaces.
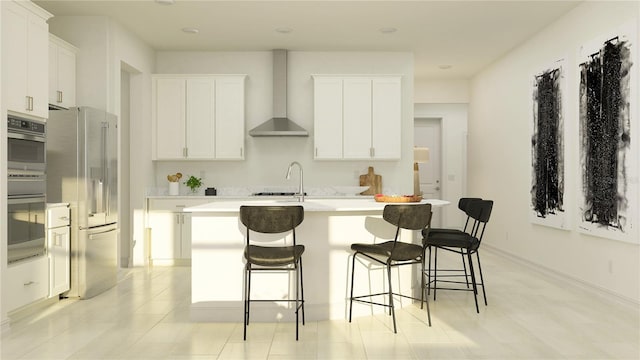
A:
1,249,639,359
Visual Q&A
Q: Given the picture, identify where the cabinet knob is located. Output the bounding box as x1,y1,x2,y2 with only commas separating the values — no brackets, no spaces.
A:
23,281,35,286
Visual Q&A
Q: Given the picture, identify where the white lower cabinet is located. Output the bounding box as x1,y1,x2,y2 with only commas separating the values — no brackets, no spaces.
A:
148,211,191,262
47,204,71,298
48,225,70,296
5,256,49,312
147,198,207,265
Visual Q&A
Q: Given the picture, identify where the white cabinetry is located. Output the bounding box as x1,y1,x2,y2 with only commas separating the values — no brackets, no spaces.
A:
47,204,70,297
152,75,246,160
147,198,210,265
313,75,401,160
48,34,77,109
1,0,52,119
4,257,49,312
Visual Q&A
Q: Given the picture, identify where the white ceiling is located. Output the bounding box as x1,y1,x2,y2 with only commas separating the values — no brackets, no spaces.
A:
34,0,582,80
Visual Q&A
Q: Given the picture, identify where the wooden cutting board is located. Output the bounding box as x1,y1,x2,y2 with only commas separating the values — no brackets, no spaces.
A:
359,166,382,195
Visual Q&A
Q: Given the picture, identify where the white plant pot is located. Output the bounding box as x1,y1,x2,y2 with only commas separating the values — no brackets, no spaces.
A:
169,182,179,196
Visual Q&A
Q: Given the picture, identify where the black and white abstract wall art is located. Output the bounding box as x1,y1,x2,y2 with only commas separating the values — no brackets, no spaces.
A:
578,22,638,243
530,58,569,230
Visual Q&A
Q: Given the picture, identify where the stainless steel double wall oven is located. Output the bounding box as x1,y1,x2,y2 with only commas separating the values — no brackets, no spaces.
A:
7,115,47,264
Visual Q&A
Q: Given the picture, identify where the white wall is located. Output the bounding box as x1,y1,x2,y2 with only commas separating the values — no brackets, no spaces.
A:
415,79,469,104
155,51,414,194
468,1,640,303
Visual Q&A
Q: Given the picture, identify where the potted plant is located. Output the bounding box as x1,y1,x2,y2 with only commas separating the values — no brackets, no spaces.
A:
184,175,203,194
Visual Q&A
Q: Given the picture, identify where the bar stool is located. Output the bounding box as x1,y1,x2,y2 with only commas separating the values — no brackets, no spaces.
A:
239,205,305,340
424,197,482,294
349,203,433,333
424,199,494,313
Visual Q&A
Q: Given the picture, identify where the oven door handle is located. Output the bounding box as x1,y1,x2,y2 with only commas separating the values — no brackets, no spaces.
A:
8,132,46,143
8,169,46,178
7,195,46,204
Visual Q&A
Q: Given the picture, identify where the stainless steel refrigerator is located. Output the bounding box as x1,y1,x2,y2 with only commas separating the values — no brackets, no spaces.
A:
47,107,118,299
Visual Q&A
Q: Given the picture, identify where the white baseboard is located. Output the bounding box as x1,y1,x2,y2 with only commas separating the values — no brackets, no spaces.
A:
483,244,640,310
6,296,60,326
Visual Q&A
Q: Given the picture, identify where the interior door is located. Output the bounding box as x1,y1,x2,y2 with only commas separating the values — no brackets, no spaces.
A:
414,118,442,226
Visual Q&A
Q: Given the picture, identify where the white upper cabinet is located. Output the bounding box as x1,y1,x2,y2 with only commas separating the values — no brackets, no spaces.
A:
2,0,52,119
371,77,401,159
152,75,246,161
215,76,245,159
313,77,343,159
343,78,373,159
313,75,402,160
153,77,186,160
49,34,77,109
186,78,216,159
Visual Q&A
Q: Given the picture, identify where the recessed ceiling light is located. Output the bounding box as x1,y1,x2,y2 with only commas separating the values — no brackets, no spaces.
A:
155,0,175,5
438,64,453,70
275,27,293,34
182,27,199,34
379,27,397,34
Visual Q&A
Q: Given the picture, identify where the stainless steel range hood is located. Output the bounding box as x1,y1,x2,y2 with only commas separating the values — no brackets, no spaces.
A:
249,50,309,137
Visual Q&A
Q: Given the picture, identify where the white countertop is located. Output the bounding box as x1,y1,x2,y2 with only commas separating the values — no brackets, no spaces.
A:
184,198,450,213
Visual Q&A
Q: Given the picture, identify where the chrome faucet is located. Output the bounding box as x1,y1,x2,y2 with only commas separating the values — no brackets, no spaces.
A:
285,161,304,202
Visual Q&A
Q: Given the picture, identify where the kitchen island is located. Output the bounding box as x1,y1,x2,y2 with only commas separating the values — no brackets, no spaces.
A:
185,198,448,322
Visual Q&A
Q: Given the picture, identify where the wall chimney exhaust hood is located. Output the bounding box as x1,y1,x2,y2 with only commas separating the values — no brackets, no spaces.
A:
249,50,309,137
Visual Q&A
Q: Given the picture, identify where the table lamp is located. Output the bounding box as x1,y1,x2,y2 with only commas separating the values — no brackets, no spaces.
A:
413,147,430,196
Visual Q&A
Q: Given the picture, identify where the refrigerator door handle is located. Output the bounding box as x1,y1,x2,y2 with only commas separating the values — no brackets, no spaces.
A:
101,122,109,216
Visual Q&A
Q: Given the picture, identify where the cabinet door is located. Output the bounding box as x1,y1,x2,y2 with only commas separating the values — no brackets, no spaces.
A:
153,78,186,160
27,13,49,118
186,78,216,159
2,1,30,114
5,257,49,312
48,226,70,296
343,78,372,159
148,211,180,260
313,77,343,159
215,76,245,159
48,41,59,106
56,44,76,109
371,77,401,159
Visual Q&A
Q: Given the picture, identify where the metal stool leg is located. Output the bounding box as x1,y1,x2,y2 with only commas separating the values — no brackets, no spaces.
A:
433,247,438,301
476,251,487,306
387,263,397,333
295,263,300,341
243,265,251,340
348,253,357,323
461,253,470,288
467,251,480,313
299,258,305,324
426,246,432,295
